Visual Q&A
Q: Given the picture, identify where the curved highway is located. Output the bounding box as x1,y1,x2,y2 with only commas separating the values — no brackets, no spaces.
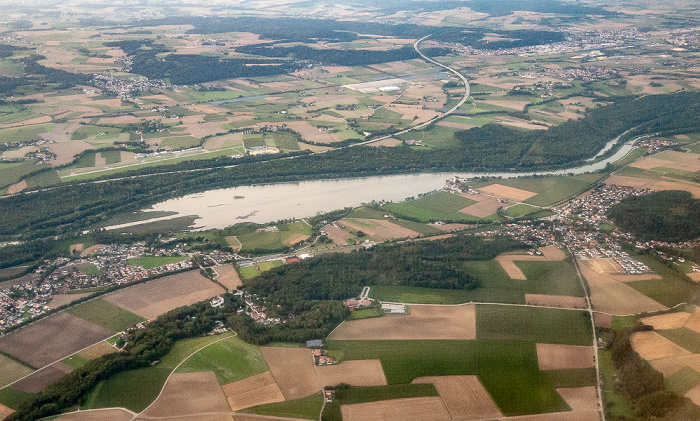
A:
353,34,471,146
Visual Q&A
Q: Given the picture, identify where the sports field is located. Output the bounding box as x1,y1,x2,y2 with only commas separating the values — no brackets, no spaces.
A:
238,260,284,280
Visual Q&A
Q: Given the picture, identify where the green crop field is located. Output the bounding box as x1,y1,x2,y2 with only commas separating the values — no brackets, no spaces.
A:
101,150,122,165
0,353,33,388
542,368,597,388
0,162,51,190
390,219,442,235
239,260,284,279
326,339,570,416
237,221,312,252
0,124,53,144
86,333,233,412
627,255,700,307
243,393,323,420
658,328,700,354
160,136,201,149
176,336,268,385
322,384,439,421
67,299,145,332
517,260,584,297
502,204,540,218
25,169,61,189
469,173,605,207
270,132,300,151
476,305,592,345
62,354,90,370
0,386,34,410
126,255,190,269
666,367,700,396
384,192,477,222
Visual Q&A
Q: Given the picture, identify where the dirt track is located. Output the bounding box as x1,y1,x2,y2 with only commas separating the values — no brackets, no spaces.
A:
56,409,134,421
329,305,476,340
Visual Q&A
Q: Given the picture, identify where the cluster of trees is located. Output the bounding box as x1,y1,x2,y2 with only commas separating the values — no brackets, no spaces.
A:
6,297,243,421
610,323,700,419
608,191,700,243
0,55,90,95
235,44,449,67
243,235,521,316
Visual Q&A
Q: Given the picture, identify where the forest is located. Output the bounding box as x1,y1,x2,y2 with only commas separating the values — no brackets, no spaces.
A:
608,191,700,242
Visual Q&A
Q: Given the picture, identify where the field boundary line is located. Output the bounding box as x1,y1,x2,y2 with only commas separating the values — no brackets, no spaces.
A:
137,331,236,417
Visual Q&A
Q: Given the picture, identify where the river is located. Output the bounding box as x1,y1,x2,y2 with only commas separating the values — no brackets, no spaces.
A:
102,139,638,231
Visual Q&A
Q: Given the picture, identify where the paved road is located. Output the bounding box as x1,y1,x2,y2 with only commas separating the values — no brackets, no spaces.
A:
353,34,471,147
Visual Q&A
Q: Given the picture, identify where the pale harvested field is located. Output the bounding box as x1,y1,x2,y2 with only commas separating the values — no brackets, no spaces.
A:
6,180,26,194
1,146,39,159
316,360,387,387
328,305,476,340
631,154,700,172
0,353,33,388
688,273,700,283
56,409,134,421
431,223,473,232
14,362,72,393
436,120,475,130
482,100,529,111
302,94,358,109
103,270,225,319
141,94,179,107
223,371,285,411
557,387,598,412
48,140,93,166
583,258,624,275
341,396,451,421
496,116,552,130
233,416,297,421
368,137,402,147
537,344,595,371
413,376,502,420
525,294,587,309
215,265,242,291
285,121,336,144
579,260,666,315
225,236,242,252
323,225,353,246
323,225,355,246
605,175,700,199
97,115,142,124
540,246,567,261
640,312,692,330
686,384,700,405
323,66,353,73
676,353,700,373
459,195,503,218
650,357,686,377
138,415,233,421
684,308,700,333
181,121,223,138
478,184,537,201
594,313,613,329
412,234,456,242
283,233,310,246
0,403,13,420
203,133,243,150
186,104,227,114
0,115,52,129
143,372,230,417
499,260,526,280
78,341,117,360
505,411,600,421
340,218,421,241
631,331,692,360
47,293,91,309
260,347,320,400
81,244,105,255
0,312,113,367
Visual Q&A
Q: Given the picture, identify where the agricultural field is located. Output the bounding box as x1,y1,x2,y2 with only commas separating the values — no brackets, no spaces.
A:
102,271,225,319
125,255,190,269
238,260,284,280
66,298,145,332
383,192,478,222
0,354,33,389
236,221,312,252
176,335,269,385
85,333,234,412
